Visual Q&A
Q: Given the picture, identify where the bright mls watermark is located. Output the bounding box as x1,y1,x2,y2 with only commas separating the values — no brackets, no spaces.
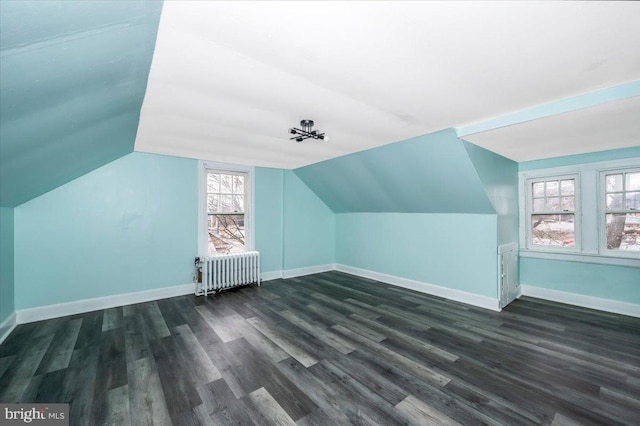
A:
1,404,68,425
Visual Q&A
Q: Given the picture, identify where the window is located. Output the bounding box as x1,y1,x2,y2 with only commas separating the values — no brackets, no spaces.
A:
199,162,254,257
526,175,579,250
602,169,640,253
520,157,640,266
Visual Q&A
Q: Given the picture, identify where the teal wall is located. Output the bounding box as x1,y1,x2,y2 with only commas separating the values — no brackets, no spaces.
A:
14,152,198,310
255,168,284,273
0,1,164,207
283,171,335,270
11,156,335,311
290,128,515,300
519,148,640,305
336,213,498,298
295,129,494,214
519,146,640,172
255,168,335,273
0,207,15,323
521,258,639,304
463,140,519,245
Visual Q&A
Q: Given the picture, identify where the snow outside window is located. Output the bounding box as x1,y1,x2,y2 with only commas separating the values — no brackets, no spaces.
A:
526,175,580,251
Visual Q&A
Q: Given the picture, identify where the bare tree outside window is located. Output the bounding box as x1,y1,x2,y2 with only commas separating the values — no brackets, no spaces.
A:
531,179,576,247
207,172,246,255
605,172,640,251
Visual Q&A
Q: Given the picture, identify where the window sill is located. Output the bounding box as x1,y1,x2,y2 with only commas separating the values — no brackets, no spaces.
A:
519,249,640,268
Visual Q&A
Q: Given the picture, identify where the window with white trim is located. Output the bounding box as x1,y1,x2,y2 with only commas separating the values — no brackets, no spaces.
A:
526,175,579,250
519,157,640,266
206,170,247,255
601,168,640,254
199,162,254,257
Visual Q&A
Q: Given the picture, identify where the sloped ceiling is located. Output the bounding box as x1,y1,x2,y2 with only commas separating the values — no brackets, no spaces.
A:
0,1,163,207
135,1,640,169
462,95,640,162
294,129,496,214
1,1,639,207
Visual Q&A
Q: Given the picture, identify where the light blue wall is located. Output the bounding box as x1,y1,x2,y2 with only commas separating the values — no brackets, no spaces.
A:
519,148,640,305
0,207,15,323
295,129,494,214
0,1,164,207
521,258,639,304
255,168,335,273
14,152,198,310
255,167,284,273
519,146,640,172
336,213,498,298
283,171,335,270
463,140,519,245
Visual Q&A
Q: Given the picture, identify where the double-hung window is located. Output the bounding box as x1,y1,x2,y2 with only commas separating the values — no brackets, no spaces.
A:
526,175,579,250
520,158,640,265
601,169,640,254
199,162,254,257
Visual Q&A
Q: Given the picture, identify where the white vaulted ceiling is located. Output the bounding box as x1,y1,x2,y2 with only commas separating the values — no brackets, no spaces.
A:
134,1,640,168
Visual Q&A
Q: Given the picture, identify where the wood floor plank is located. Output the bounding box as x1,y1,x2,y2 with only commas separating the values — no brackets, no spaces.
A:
242,387,297,426
332,324,451,387
0,334,54,402
246,316,318,368
173,324,223,384
195,378,255,425
395,394,461,426
35,318,82,374
104,384,132,426
102,307,123,332
128,357,172,426
1,271,638,426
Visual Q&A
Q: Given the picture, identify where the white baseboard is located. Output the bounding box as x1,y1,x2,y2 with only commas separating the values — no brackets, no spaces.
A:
261,271,284,281
0,311,17,345
282,264,336,279
16,283,196,324
335,264,501,311
521,285,640,318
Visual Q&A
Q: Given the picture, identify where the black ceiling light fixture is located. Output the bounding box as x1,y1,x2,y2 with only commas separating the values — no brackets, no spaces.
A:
288,120,327,142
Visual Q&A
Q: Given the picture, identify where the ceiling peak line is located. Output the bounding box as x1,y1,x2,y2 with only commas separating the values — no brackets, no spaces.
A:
456,80,640,138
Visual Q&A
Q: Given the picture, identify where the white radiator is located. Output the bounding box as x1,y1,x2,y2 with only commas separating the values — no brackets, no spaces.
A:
197,251,261,296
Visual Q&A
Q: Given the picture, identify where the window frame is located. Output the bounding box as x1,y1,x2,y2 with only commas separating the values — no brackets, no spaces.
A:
598,167,640,259
198,160,255,257
524,173,581,253
519,157,640,268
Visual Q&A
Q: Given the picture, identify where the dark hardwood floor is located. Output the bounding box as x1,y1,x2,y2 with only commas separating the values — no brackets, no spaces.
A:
1,271,639,425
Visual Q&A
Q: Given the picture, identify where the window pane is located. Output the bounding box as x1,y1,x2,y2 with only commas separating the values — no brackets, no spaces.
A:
546,181,559,196
207,194,218,212
560,179,574,196
606,213,640,251
208,214,245,255
531,214,575,247
207,173,220,193
627,172,640,191
233,175,245,195
233,195,244,212
220,174,232,194
545,197,560,212
220,195,233,212
606,174,623,192
626,192,640,210
532,198,545,213
532,182,544,198
561,196,574,212
606,194,623,211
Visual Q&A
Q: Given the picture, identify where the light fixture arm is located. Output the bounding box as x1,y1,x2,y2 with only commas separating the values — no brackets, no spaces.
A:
288,119,326,142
